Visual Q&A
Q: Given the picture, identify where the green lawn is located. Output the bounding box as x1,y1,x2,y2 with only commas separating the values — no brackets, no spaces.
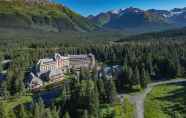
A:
145,83,186,118
1,96,32,117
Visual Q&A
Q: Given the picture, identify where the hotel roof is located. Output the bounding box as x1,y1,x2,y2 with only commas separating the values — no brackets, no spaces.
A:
68,54,89,59
38,58,55,65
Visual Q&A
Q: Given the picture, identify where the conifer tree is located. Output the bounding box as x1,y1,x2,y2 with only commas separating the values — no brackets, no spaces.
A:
147,54,154,76
127,67,133,89
0,102,6,118
18,104,28,118
85,80,99,118
123,64,129,88
45,109,53,118
176,59,183,77
140,68,150,88
97,79,106,103
82,110,88,118
33,99,45,118
105,79,117,104
51,107,60,118
0,81,9,99
64,112,70,118
33,103,40,118
132,66,140,89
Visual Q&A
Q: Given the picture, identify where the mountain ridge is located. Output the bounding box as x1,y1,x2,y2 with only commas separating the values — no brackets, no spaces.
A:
88,7,186,32
0,1,185,33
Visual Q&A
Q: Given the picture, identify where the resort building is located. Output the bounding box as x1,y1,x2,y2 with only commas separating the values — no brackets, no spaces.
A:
28,53,95,89
37,53,69,73
68,53,95,70
28,73,43,89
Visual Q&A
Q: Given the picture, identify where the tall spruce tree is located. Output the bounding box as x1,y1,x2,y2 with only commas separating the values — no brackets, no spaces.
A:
176,59,183,77
140,67,150,88
33,103,40,118
18,104,28,118
0,102,6,118
127,67,133,89
45,109,53,118
63,112,70,118
86,80,99,118
82,110,88,118
132,66,141,89
105,79,117,104
0,81,9,99
97,79,106,103
51,107,60,118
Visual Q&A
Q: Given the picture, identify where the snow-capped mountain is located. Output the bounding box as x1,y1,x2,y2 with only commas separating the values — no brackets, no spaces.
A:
148,8,186,26
88,7,186,32
110,9,122,14
109,7,144,15
88,7,171,32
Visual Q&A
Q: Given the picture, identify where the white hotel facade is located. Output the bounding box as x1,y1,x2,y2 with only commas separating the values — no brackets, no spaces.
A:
28,53,95,89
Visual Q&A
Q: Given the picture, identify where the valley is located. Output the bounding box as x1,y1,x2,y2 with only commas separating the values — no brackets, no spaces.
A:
0,0,186,118
0,26,186,118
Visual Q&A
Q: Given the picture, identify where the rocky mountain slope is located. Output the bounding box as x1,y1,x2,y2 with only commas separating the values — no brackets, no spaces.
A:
89,7,186,32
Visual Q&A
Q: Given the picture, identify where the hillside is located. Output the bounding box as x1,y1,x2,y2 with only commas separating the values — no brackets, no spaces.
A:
116,27,186,42
0,0,98,32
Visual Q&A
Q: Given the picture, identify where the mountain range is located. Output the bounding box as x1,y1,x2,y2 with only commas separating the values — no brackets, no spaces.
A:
88,7,186,32
0,0,186,33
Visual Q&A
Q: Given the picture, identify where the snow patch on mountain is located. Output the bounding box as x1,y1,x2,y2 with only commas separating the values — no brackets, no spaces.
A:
110,9,122,14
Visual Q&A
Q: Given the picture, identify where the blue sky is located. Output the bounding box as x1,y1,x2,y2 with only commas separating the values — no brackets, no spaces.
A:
56,0,186,16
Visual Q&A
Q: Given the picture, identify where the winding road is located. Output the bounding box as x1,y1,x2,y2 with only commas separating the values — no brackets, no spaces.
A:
118,79,186,118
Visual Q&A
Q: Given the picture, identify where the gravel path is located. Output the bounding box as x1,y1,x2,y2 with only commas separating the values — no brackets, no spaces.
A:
118,79,186,118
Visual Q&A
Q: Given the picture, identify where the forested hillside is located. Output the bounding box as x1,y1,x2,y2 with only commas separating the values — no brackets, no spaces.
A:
117,27,186,42
0,0,98,31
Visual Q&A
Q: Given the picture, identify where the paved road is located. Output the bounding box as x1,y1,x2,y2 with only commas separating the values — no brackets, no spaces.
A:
118,79,186,118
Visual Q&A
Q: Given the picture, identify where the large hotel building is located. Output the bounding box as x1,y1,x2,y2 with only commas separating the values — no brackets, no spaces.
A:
28,53,95,89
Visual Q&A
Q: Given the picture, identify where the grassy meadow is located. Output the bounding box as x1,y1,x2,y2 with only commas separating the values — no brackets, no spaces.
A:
145,83,186,118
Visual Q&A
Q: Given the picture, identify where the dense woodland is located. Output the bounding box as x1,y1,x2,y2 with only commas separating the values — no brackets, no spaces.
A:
0,27,186,118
